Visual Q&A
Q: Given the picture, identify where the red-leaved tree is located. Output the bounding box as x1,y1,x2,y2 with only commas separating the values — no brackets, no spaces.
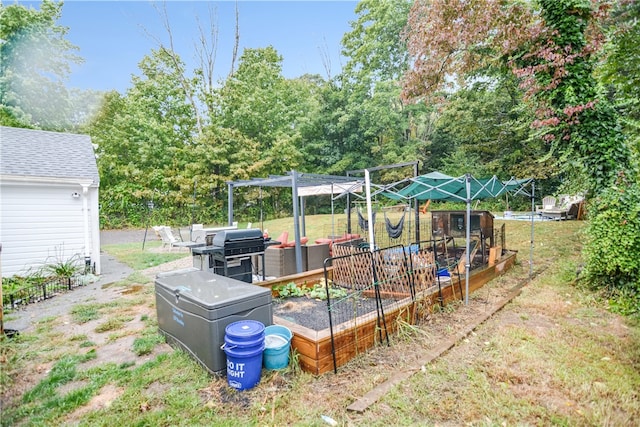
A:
403,0,633,194
404,0,639,306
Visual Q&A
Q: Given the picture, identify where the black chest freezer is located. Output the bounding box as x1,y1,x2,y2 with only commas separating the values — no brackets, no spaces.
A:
155,268,272,373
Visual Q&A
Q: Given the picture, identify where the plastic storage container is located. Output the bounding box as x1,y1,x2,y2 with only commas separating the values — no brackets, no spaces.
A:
155,268,272,374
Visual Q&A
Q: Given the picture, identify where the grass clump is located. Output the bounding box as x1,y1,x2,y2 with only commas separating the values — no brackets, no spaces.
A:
132,333,165,356
70,303,101,324
95,315,135,333
101,242,189,270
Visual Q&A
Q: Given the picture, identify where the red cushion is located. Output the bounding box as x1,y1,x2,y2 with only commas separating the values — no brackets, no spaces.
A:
284,236,309,247
274,231,288,245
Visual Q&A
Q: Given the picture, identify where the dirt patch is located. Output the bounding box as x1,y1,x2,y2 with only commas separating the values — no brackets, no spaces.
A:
140,256,192,279
0,297,168,411
495,311,556,336
273,294,386,331
64,384,124,423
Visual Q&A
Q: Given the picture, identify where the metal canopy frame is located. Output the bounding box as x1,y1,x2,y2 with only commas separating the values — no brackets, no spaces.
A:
371,171,536,305
227,171,366,274
227,168,535,304
347,161,421,241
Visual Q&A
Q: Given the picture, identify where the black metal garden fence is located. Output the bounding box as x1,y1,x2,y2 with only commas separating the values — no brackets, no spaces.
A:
3,275,87,310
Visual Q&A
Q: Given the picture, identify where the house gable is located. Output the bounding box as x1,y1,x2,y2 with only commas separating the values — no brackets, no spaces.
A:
0,126,99,184
0,126,101,277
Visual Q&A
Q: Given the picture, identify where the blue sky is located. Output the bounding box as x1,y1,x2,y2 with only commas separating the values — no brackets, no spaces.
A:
20,1,359,92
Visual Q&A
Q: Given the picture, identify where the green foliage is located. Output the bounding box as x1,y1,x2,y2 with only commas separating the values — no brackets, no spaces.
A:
94,315,134,333
302,0,429,179
583,174,640,312
132,332,165,356
523,0,633,194
274,280,348,301
0,0,99,130
23,351,96,403
430,80,547,180
70,303,101,324
308,281,348,300
341,0,412,83
598,1,640,177
42,253,83,278
274,282,307,298
2,272,47,295
599,0,640,118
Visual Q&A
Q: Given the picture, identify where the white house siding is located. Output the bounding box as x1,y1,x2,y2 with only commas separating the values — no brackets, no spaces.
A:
0,181,99,277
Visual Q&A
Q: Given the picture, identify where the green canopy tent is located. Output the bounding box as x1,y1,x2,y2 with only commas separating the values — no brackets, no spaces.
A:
370,171,535,304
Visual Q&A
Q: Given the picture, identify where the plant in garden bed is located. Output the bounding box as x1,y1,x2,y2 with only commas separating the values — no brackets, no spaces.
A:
274,279,347,301
42,253,84,279
1,249,99,309
2,272,47,296
273,282,308,298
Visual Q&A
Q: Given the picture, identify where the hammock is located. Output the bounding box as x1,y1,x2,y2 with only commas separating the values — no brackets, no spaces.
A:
384,211,406,239
357,209,375,232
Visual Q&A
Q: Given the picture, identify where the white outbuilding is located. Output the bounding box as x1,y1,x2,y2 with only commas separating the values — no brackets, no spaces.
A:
0,126,101,277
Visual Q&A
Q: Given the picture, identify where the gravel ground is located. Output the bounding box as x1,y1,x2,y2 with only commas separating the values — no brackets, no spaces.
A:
273,293,384,331
274,297,331,330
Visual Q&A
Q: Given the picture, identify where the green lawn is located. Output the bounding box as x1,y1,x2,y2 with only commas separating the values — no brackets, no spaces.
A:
1,215,638,426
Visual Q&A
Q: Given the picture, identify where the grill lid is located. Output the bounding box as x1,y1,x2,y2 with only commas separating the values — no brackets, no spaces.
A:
212,228,264,246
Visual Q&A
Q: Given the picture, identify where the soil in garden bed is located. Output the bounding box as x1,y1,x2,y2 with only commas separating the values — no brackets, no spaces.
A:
272,295,383,331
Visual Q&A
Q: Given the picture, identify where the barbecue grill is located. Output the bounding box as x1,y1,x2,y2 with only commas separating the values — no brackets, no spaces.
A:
211,228,265,255
192,229,266,283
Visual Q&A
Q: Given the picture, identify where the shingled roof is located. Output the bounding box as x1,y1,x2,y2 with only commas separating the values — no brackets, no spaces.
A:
0,126,99,184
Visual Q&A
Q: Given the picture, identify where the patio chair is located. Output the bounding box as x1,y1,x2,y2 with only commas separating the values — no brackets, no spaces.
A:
190,224,205,243
537,196,557,212
537,195,574,220
272,231,289,248
152,225,166,239
157,226,195,251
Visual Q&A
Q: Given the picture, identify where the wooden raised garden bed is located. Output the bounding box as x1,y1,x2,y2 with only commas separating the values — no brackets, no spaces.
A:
260,250,518,375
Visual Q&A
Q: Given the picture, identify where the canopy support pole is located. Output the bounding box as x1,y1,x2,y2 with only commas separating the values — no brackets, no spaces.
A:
465,174,471,305
365,170,375,251
530,181,535,279
227,183,234,226
331,184,335,238
291,171,303,274
301,196,306,237
259,187,264,231
414,162,420,243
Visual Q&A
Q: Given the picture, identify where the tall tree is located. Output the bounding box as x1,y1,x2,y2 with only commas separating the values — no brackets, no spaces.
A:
217,47,305,174
599,0,640,154
0,0,82,130
90,49,199,226
429,79,547,180
320,0,428,179
341,0,412,84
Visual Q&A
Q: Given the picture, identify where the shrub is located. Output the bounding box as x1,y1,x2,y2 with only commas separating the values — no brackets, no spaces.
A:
583,173,640,315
